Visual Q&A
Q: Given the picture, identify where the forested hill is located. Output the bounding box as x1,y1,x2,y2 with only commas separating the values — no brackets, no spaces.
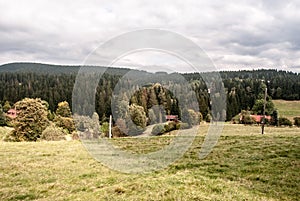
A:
0,62,299,121
183,69,300,100
0,62,80,74
0,62,134,76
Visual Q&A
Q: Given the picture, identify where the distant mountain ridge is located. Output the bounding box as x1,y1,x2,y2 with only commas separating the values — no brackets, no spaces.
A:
0,62,80,74
1,62,298,76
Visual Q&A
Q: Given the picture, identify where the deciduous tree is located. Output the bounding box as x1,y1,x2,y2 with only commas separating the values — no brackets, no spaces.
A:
6,98,49,141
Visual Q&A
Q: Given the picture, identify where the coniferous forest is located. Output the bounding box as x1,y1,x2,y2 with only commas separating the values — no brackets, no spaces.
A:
0,63,299,122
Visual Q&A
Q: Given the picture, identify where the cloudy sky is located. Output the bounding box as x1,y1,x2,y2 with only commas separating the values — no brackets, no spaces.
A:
1,0,300,72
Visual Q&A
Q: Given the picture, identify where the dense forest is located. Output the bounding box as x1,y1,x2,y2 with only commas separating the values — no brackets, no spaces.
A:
0,63,299,122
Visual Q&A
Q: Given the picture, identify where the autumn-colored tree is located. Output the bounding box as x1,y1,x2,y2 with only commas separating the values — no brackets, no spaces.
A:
126,104,147,135
188,109,202,125
6,98,49,141
56,101,72,117
54,101,75,134
41,124,66,141
129,104,147,129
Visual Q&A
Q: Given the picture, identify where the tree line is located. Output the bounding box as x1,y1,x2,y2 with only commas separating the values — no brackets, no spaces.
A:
0,63,299,123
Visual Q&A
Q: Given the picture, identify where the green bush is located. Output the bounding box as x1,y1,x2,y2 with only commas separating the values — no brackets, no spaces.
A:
177,122,191,130
112,126,128,137
56,101,72,117
279,117,293,126
127,121,145,136
262,117,270,125
188,109,202,125
54,116,75,134
129,104,147,129
151,124,165,135
242,115,256,125
40,124,67,141
101,122,109,136
294,117,300,127
129,126,145,136
152,121,178,135
271,110,278,126
205,114,212,123
167,121,177,131
231,114,241,124
164,123,170,132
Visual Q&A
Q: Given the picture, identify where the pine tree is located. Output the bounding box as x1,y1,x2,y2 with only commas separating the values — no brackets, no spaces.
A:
0,104,6,126
3,101,11,113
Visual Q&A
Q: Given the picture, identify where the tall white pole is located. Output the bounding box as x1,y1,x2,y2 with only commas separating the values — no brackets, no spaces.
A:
109,115,112,138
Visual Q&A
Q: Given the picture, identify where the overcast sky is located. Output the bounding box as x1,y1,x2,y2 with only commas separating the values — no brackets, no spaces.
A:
1,0,300,73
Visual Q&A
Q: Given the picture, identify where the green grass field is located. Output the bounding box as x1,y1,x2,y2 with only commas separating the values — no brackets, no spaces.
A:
0,124,299,200
273,100,300,120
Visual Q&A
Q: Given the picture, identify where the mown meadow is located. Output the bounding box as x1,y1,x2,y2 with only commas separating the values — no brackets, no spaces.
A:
0,124,299,201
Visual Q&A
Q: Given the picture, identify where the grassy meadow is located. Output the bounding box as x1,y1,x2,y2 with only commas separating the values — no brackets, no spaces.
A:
273,100,300,120
0,127,13,141
0,124,299,200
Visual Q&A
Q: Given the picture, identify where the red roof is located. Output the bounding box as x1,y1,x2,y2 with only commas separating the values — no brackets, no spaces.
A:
166,115,178,120
6,109,17,119
250,115,271,123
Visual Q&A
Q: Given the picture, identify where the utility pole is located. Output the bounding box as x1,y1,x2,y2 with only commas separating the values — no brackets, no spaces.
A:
261,87,267,134
109,115,112,138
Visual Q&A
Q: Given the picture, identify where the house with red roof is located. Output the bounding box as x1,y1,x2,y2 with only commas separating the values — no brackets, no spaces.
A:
250,115,271,124
6,108,17,119
166,115,178,122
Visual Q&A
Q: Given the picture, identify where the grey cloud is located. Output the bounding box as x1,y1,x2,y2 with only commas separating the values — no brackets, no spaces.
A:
0,0,300,71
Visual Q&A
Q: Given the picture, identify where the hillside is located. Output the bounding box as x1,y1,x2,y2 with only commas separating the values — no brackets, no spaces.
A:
0,62,299,121
273,100,300,120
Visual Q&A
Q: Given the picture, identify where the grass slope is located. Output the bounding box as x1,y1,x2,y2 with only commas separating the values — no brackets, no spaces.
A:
0,124,299,200
0,127,12,141
273,99,300,120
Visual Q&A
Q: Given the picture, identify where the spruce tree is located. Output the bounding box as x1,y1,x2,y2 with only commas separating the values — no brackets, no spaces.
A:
3,101,11,113
0,104,6,126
